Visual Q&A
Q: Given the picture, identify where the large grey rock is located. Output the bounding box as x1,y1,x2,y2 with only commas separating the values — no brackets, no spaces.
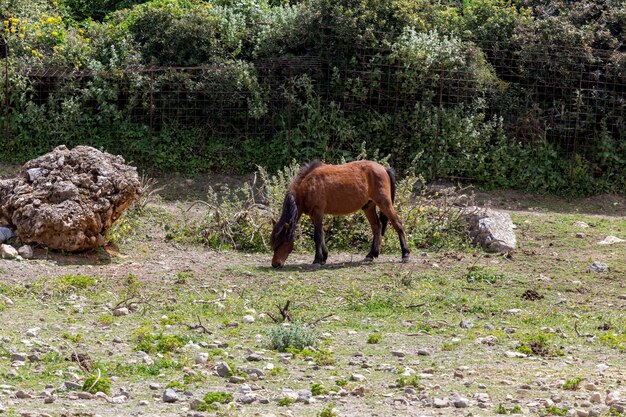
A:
162,388,179,403
0,145,140,252
464,207,517,252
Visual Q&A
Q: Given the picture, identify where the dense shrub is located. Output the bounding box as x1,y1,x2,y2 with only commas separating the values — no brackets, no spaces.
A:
1,0,624,195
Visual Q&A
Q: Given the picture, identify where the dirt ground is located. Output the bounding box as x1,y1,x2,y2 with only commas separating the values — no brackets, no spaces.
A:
1,165,626,417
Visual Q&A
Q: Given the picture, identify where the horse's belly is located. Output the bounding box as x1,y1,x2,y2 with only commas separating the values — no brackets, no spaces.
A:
324,192,369,215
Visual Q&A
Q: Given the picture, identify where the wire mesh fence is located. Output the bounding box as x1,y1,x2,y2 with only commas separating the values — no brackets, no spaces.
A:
1,35,625,181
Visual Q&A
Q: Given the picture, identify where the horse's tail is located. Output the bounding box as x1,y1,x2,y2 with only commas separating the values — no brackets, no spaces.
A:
380,167,396,236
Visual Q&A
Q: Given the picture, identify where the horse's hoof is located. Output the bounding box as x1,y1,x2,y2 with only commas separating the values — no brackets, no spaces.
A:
364,256,374,263
401,256,410,263
311,263,322,270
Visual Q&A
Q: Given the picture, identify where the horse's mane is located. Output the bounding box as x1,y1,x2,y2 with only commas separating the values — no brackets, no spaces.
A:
271,192,299,246
290,160,324,190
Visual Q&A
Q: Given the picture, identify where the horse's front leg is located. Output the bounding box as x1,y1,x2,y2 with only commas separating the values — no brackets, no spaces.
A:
311,212,327,265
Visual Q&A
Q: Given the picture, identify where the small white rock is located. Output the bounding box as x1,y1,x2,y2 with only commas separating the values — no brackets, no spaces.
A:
242,315,255,324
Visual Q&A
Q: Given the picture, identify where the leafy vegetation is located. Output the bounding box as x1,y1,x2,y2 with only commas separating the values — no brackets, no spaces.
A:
1,0,625,195
266,322,319,352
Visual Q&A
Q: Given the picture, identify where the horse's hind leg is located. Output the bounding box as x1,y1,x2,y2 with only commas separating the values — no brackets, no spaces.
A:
363,202,382,261
376,200,410,262
310,211,328,265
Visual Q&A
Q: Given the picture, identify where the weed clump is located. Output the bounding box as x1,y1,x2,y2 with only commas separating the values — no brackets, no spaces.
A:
563,376,584,390
311,383,327,396
266,322,319,352
197,391,234,412
367,333,382,344
318,403,338,417
466,266,505,284
82,372,111,395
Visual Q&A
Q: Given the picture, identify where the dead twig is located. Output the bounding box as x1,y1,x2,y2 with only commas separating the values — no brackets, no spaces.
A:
574,321,594,338
185,314,212,334
308,313,333,326
267,300,292,323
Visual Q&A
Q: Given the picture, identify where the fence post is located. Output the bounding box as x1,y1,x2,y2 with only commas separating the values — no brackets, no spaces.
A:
431,64,445,181
287,66,292,163
149,66,154,164
3,42,9,153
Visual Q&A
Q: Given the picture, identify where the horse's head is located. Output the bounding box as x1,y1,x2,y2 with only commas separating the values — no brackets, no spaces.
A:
270,192,298,268
270,220,294,268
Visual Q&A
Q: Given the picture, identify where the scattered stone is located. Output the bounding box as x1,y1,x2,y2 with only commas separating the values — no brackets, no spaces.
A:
417,349,430,356
15,390,33,399
16,245,33,259
189,398,203,410
590,393,602,404
588,262,609,273
11,353,27,362
246,353,263,362
44,396,54,404
460,320,474,329
242,315,255,324
0,244,18,259
454,397,470,408
597,236,624,245
434,398,450,408
25,327,40,337
477,335,499,346
138,400,149,406
464,207,517,252
573,221,590,228
297,389,312,402
162,388,179,403
229,376,246,384
216,362,232,377
113,307,130,316
195,352,209,365
64,381,82,390
239,394,256,404
77,392,94,400
505,351,527,358
351,373,367,382
391,350,406,358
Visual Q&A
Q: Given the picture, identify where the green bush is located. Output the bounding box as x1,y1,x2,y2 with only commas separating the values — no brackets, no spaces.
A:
266,322,319,352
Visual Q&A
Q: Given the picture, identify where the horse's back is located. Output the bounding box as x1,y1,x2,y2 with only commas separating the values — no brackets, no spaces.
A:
296,160,391,215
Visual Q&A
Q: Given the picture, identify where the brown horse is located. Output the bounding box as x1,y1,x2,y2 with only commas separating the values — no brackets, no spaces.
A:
270,160,410,268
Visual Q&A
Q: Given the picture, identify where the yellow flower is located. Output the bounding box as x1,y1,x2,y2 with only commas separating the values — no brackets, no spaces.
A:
37,32,42,37
52,31,58,36
3,20,8,26
10,28,16,33
31,49,37,54
4,29,9,33
53,1,58,4
18,33,24,38
47,17,55,23
85,38,90,42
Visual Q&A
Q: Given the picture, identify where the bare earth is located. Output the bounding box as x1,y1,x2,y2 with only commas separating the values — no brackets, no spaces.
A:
0,167,625,417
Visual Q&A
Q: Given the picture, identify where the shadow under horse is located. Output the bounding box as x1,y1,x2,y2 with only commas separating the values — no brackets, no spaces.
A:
270,160,410,268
